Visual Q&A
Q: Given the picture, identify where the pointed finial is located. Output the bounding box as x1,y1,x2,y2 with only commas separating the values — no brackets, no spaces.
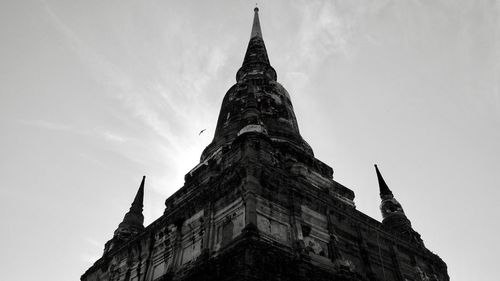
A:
235,5,276,82
130,176,145,211
114,176,146,238
374,166,422,243
251,5,262,38
374,164,393,198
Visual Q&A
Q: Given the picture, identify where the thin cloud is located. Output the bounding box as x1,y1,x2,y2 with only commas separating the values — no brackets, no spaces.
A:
80,253,99,264
284,71,310,92
42,1,178,146
78,152,111,170
18,119,72,132
101,131,127,143
80,237,103,264
19,119,129,144
84,237,102,248
294,0,353,64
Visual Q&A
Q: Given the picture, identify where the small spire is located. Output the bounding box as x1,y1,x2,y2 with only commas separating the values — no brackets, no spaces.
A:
375,164,393,198
114,176,146,238
130,176,145,213
373,166,423,245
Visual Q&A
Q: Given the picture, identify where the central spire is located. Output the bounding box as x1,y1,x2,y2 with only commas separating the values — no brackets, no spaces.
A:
201,8,313,162
236,7,276,82
251,7,263,39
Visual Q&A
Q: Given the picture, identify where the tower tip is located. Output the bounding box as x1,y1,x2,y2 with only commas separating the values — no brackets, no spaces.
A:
138,175,145,191
250,4,263,39
374,164,393,198
112,175,146,240
133,176,145,206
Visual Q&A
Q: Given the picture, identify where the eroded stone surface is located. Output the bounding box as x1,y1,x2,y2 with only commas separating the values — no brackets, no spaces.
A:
81,8,448,281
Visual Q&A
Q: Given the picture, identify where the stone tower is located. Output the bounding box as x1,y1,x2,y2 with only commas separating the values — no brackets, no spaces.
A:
82,8,448,281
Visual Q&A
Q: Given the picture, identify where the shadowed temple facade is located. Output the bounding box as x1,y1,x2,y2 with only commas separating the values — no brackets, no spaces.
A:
81,8,448,281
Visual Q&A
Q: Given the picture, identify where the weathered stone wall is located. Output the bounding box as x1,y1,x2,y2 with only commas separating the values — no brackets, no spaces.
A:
82,132,447,281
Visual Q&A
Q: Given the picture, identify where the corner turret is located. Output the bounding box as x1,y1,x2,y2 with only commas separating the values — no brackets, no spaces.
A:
104,176,146,253
375,165,423,245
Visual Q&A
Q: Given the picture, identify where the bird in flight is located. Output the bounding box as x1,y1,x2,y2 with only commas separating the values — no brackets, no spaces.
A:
199,129,206,135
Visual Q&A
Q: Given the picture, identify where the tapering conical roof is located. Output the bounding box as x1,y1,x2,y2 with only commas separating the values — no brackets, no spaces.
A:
374,165,423,243
375,164,393,198
201,8,312,161
129,175,145,213
114,176,145,236
250,7,263,38
236,7,276,82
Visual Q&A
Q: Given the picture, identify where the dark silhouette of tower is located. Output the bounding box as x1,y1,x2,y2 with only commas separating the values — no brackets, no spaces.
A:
82,8,448,281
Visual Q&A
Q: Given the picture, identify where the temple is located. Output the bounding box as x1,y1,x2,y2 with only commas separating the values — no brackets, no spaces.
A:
81,8,448,281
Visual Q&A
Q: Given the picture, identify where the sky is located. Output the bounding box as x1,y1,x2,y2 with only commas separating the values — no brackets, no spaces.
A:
0,0,498,280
